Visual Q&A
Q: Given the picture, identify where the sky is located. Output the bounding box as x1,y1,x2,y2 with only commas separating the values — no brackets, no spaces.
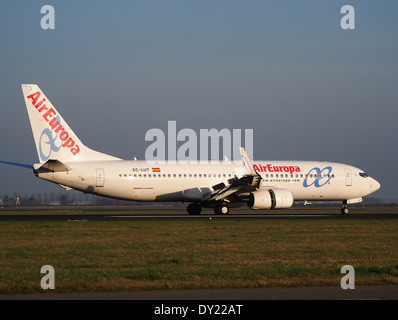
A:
0,0,397,200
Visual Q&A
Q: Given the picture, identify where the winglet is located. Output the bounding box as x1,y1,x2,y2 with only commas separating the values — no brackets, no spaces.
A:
240,147,258,175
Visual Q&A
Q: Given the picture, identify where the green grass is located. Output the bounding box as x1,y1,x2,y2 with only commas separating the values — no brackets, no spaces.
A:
1,211,397,294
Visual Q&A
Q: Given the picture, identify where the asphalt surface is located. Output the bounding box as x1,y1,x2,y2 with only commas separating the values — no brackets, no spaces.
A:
1,213,397,221
1,286,397,300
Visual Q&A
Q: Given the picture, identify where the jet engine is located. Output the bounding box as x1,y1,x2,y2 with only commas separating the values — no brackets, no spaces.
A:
248,189,294,210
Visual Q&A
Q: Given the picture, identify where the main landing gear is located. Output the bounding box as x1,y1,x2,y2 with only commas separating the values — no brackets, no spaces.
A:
186,203,230,215
214,203,230,215
187,203,202,215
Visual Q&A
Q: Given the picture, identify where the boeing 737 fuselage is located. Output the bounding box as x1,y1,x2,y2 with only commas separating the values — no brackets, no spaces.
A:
0,85,381,215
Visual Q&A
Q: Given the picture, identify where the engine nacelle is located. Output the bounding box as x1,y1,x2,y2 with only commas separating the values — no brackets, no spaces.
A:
248,189,294,210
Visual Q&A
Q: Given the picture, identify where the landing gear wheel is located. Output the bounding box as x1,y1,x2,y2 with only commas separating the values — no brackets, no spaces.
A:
187,203,202,215
341,205,350,215
214,204,229,215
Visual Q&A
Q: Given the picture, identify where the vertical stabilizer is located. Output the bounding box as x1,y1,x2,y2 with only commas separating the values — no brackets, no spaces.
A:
22,84,120,163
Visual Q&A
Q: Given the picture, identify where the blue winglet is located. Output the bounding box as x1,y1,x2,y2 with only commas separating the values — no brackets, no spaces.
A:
0,160,33,169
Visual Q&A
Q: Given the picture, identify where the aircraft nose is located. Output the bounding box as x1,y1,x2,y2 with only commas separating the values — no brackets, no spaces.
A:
372,178,381,192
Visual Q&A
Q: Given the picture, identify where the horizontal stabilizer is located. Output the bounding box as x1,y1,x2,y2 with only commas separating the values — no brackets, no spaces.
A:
33,159,71,173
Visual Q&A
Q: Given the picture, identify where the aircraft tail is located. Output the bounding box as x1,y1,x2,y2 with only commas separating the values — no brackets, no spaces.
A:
22,84,120,163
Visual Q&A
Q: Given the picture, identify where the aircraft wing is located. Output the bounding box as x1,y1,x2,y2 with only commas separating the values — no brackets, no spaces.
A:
207,174,261,201
204,148,262,202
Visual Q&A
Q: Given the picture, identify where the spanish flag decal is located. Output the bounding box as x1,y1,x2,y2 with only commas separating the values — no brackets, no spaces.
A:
152,168,161,172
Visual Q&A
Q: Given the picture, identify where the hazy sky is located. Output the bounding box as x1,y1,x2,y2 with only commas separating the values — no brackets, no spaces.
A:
0,1,397,200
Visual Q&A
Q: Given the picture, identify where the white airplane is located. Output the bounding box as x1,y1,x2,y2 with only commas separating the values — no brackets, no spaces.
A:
0,84,381,215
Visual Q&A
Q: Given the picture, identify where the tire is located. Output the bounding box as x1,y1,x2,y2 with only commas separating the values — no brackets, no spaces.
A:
214,204,229,215
187,203,202,215
341,207,349,215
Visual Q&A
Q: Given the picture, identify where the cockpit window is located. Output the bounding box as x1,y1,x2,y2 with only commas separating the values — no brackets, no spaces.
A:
359,172,368,178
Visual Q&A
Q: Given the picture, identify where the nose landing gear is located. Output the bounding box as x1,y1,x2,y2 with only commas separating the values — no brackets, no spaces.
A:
341,202,350,215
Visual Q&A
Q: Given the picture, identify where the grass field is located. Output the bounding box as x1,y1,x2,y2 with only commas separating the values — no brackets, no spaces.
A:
0,206,398,294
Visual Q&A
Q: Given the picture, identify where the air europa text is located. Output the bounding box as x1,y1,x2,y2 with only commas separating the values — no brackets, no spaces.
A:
26,91,80,156
254,164,301,175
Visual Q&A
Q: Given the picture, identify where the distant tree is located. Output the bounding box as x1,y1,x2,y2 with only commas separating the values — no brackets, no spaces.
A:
60,194,68,206
36,193,43,205
28,194,37,205
43,193,49,205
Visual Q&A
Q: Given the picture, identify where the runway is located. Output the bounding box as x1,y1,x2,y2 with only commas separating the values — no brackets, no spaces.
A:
0,213,397,221
1,285,397,300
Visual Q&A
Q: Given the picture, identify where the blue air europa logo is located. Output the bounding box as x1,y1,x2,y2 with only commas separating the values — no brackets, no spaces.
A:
303,166,333,188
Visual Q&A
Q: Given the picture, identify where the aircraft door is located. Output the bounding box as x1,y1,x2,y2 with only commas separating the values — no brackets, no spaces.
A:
344,169,352,186
96,168,105,187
